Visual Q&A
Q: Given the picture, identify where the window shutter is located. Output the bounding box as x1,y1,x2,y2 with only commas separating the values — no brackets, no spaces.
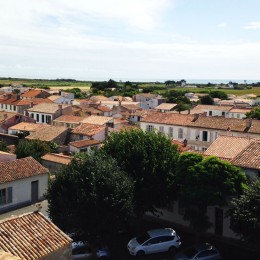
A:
7,187,12,203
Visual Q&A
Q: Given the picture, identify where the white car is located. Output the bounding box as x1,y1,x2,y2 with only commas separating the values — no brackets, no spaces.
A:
127,228,181,257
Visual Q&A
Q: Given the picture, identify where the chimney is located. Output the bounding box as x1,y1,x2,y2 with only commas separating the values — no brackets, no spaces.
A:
193,113,199,121
29,101,33,108
58,104,62,111
246,117,253,129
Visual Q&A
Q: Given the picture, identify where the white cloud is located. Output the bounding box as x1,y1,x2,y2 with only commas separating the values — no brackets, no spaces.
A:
217,23,227,28
243,22,260,29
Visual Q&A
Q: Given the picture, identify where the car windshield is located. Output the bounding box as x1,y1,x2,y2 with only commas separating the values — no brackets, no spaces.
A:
136,232,151,244
184,247,198,258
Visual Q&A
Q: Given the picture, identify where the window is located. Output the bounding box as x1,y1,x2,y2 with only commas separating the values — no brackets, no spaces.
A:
178,128,183,139
13,106,16,111
36,114,39,122
0,187,12,205
159,126,164,133
1,104,3,109
146,125,154,131
30,113,34,119
202,131,208,141
46,115,51,124
202,147,207,151
168,127,173,138
237,114,240,119
209,111,212,116
42,114,45,123
222,112,225,116
79,135,83,140
215,132,218,140
5,105,7,109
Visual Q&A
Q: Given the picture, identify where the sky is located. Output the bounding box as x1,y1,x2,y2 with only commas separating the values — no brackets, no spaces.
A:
0,0,260,82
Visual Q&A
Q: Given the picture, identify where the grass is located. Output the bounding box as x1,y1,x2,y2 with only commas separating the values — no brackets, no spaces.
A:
1,78,260,96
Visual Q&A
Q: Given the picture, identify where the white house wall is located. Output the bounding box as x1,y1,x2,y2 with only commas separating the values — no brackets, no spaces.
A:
0,174,48,212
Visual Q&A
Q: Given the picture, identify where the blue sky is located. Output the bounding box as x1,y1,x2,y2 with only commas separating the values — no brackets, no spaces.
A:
0,0,260,82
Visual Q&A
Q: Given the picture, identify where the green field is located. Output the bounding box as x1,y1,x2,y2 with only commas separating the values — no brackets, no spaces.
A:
0,78,260,96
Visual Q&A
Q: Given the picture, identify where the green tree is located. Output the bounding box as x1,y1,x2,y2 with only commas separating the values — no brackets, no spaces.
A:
0,141,9,152
209,90,228,100
46,151,134,241
199,95,214,105
245,107,260,120
228,178,260,247
102,129,180,218
176,153,247,236
15,139,51,162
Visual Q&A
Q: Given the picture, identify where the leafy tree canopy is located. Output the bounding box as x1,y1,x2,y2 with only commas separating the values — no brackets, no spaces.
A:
228,178,260,247
15,139,52,162
176,153,247,232
209,90,228,100
46,151,134,241
0,141,9,152
246,107,260,120
199,95,214,105
102,129,180,217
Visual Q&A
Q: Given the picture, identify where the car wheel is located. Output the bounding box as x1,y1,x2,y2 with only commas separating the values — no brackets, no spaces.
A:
136,250,145,258
168,246,176,254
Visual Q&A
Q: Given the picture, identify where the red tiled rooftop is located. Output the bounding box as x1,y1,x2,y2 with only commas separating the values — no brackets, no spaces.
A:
41,153,72,165
72,123,105,136
69,139,100,148
0,212,72,260
0,157,48,184
231,141,260,170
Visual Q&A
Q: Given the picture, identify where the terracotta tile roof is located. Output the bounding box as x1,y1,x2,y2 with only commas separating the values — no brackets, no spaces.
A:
21,89,49,98
53,115,85,124
0,157,48,184
231,141,260,170
141,112,195,126
17,98,53,106
189,116,247,132
101,101,140,107
97,105,112,112
41,153,72,165
248,120,260,134
155,103,177,110
9,122,48,132
26,103,71,114
121,104,142,111
114,118,128,125
0,112,18,122
69,139,100,148
191,104,233,112
0,212,72,260
26,125,68,142
47,95,61,101
72,123,105,136
90,95,110,101
172,139,191,152
81,115,113,125
204,135,256,160
229,108,252,113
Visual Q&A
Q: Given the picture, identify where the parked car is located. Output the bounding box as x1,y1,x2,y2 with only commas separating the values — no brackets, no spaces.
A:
127,228,181,257
174,243,221,260
72,241,110,259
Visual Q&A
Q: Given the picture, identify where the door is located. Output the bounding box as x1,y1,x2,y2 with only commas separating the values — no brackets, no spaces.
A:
215,208,223,236
31,181,39,202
